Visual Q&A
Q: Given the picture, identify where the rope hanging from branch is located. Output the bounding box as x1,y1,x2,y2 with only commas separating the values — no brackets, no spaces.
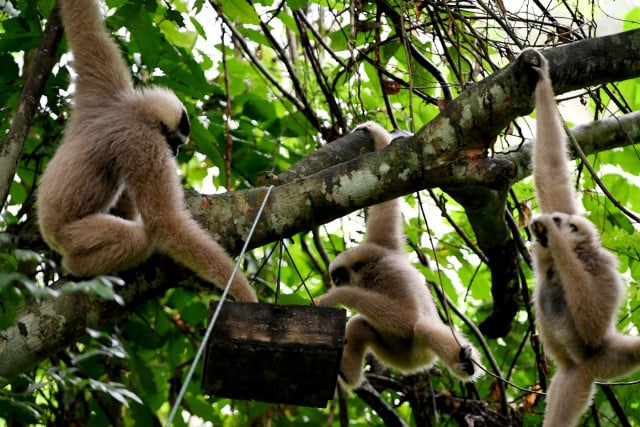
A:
165,185,274,427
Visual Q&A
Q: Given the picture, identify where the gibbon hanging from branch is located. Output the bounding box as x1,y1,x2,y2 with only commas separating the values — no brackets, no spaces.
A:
37,0,257,302
317,122,482,387
528,49,640,427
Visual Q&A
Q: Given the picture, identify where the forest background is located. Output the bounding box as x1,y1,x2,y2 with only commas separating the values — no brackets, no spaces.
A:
3,0,640,425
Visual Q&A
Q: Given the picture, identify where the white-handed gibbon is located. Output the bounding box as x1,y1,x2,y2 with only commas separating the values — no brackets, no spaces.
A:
37,0,257,302
317,122,482,387
529,50,640,427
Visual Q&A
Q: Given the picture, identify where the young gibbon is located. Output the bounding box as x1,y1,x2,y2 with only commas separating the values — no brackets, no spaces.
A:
317,122,482,387
37,0,257,302
529,50,640,427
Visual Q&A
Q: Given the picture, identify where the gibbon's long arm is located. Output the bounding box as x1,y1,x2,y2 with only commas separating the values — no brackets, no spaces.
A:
355,122,405,252
60,0,133,106
124,138,257,303
543,369,594,427
532,55,578,215
317,284,418,337
365,199,404,252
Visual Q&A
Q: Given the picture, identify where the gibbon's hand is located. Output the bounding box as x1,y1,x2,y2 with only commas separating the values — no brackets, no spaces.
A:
520,48,546,80
315,293,337,307
457,346,476,376
530,216,549,248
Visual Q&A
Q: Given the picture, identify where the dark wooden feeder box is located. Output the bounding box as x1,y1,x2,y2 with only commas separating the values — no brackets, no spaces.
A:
201,302,346,407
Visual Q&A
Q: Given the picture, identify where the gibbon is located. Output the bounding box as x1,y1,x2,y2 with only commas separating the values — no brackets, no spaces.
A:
37,0,257,302
529,50,640,426
317,122,482,387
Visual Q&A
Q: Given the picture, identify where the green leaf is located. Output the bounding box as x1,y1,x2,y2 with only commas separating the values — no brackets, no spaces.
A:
180,301,208,324
624,8,640,31
220,2,260,25
127,8,162,68
616,78,640,110
58,276,126,305
286,0,307,11
159,20,197,49
124,320,163,349
167,288,197,310
241,94,276,122
0,284,22,329
0,53,18,83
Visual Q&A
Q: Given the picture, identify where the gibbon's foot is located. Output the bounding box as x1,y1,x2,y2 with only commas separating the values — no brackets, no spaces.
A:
459,346,475,376
531,219,549,248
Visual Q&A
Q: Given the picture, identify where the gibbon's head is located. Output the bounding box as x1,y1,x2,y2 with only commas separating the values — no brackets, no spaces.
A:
138,86,190,155
551,213,600,248
329,243,388,288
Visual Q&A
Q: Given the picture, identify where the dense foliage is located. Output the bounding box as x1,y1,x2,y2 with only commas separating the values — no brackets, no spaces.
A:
2,0,640,425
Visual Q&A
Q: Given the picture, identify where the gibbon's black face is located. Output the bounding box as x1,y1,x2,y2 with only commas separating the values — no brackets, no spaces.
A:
330,266,350,286
329,244,389,288
330,260,367,286
162,109,191,156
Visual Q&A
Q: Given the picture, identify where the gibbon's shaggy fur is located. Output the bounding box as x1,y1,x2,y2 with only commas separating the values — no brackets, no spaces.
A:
529,50,640,427
317,122,482,387
37,0,257,302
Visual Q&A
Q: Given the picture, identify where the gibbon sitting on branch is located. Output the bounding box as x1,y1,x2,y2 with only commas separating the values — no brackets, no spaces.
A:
37,0,257,302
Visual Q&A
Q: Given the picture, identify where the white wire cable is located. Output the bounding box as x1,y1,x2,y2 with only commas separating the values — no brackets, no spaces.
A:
165,185,274,426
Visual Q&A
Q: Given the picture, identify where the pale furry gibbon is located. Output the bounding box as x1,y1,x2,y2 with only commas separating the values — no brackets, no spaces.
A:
37,0,257,302
317,122,482,387
529,50,640,427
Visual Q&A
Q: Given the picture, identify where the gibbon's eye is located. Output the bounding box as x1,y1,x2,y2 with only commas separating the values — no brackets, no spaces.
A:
162,117,190,156
178,109,191,137
569,223,578,233
352,261,365,272
552,216,562,227
331,267,350,286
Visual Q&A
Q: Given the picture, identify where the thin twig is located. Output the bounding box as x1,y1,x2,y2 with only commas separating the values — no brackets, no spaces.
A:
0,1,63,209
564,121,640,223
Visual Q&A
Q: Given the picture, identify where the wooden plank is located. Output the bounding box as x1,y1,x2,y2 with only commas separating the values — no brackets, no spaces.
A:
201,302,346,407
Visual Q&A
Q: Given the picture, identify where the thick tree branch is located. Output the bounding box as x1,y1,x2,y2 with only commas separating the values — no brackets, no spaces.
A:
0,256,192,380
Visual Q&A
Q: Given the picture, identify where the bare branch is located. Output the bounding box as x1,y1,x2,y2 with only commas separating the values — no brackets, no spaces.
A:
0,2,63,209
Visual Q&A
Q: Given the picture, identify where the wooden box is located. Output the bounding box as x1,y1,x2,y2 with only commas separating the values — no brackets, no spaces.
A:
201,302,346,407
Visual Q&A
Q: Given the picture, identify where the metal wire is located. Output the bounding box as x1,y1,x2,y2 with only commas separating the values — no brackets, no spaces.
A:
165,185,274,426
